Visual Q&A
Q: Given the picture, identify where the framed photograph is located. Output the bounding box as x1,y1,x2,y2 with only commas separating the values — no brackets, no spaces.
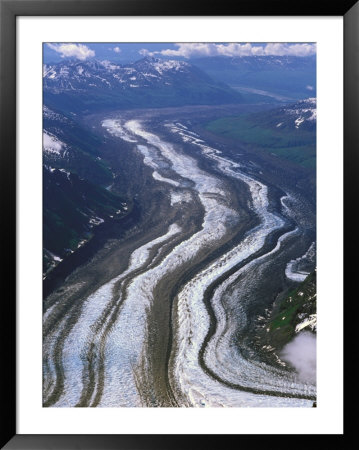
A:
1,0,356,448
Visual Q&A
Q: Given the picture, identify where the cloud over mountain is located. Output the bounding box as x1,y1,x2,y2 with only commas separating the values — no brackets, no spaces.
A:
141,43,316,59
47,43,95,61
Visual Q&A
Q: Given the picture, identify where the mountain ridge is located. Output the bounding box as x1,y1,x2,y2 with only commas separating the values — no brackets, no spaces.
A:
192,55,316,100
43,56,244,113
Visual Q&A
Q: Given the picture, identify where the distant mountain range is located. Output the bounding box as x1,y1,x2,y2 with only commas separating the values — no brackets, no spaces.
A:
192,55,316,100
43,57,244,113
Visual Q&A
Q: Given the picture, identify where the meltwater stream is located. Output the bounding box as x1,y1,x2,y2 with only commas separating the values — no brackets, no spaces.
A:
43,118,316,407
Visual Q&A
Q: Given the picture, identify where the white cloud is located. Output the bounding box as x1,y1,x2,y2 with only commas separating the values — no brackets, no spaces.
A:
113,46,121,53
280,331,316,383
141,43,316,59
47,43,95,61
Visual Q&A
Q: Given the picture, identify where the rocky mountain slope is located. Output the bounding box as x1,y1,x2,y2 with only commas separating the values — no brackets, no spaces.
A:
43,105,128,276
264,270,317,351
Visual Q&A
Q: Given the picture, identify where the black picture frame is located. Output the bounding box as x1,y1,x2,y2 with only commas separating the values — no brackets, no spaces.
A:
1,0,356,448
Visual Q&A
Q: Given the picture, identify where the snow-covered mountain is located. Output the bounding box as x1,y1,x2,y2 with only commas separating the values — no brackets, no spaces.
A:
279,98,316,129
44,57,195,91
43,57,243,112
43,105,112,184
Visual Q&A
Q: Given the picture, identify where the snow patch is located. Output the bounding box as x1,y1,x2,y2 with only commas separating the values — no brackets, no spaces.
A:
43,131,65,155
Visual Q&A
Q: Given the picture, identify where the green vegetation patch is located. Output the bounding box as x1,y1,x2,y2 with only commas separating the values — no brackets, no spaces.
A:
266,271,316,350
205,113,316,169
